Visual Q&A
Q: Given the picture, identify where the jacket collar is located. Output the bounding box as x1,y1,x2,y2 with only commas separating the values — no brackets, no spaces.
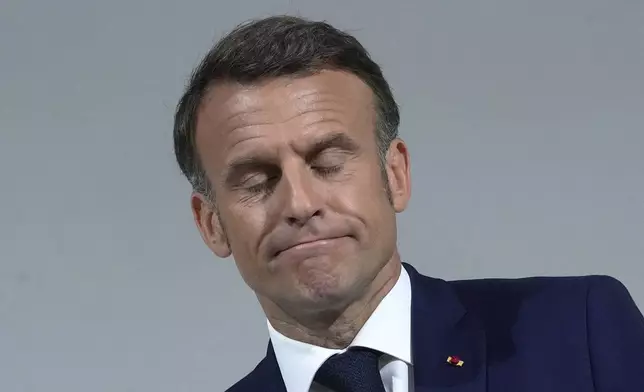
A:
242,263,487,392
405,263,487,392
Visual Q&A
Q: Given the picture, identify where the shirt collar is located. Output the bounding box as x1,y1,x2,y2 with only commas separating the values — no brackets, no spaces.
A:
267,266,412,392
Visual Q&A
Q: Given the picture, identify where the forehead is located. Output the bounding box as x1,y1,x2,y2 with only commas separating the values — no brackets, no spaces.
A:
194,70,377,170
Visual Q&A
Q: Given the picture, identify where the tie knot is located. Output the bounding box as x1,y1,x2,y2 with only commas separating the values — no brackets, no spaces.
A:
314,347,386,392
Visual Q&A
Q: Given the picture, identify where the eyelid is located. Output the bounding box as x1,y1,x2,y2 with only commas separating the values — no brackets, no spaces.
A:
239,172,265,186
226,135,357,190
223,154,277,187
304,133,359,161
225,160,271,188
312,148,351,164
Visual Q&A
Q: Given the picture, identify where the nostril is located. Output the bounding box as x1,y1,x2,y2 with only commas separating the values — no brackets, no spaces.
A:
286,208,323,227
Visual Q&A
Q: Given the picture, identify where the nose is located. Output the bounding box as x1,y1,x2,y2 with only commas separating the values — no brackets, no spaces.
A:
277,162,323,226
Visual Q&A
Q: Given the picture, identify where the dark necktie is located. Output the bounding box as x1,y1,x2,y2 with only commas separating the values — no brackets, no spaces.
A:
313,347,386,392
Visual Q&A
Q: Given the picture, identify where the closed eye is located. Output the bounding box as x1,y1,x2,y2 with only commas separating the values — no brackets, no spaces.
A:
309,147,352,177
239,172,280,193
312,164,343,177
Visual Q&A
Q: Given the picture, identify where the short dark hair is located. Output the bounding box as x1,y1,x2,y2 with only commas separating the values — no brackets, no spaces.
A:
173,15,400,198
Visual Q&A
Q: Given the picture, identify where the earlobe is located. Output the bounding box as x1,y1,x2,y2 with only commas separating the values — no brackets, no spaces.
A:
386,139,412,213
191,193,232,258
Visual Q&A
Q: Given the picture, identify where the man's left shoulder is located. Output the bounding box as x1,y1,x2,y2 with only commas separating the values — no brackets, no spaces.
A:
449,274,631,301
446,274,640,327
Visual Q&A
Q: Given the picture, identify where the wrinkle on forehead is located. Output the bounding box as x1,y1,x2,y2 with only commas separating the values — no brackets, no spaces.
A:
195,70,377,175
224,91,350,134
201,72,373,131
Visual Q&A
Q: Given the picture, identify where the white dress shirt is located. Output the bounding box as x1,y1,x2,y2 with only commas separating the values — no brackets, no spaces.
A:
268,267,414,392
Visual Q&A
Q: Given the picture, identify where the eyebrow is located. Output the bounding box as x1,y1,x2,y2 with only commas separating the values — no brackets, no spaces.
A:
222,132,360,188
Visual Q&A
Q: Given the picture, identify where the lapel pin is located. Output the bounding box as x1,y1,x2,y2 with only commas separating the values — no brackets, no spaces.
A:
447,355,464,367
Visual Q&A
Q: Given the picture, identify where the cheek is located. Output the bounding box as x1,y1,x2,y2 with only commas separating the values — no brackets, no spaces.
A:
223,210,272,291
226,208,267,260
356,161,391,202
331,163,392,227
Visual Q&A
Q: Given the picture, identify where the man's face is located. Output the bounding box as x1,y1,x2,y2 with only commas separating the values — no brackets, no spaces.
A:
192,70,410,315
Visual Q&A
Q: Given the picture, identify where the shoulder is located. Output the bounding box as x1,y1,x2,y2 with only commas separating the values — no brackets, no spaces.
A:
406,263,638,330
581,277,644,387
224,343,285,392
444,275,636,328
583,274,644,344
224,357,272,392
448,274,627,304
582,275,640,314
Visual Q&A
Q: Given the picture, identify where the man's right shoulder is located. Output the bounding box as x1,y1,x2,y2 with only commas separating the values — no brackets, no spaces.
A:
225,352,284,392
224,358,265,392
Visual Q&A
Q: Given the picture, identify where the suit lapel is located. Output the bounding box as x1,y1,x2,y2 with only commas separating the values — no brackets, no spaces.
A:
405,263,487,392
247,342,287,392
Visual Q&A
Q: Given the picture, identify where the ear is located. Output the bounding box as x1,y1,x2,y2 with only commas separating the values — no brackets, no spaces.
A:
385,138,412,213
191,192,232,258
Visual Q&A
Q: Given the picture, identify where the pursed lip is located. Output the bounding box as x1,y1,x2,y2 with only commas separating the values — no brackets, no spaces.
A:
271,236,347,258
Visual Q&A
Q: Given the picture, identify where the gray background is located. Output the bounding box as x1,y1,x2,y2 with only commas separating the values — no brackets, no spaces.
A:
1,0,643,390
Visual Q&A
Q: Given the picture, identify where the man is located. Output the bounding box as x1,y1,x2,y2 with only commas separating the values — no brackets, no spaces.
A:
173,15,644,392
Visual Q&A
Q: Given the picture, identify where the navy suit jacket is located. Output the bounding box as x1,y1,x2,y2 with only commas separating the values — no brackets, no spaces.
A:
227,263,644,391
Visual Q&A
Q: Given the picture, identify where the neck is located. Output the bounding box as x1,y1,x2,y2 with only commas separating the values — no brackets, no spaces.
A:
263,254,402,349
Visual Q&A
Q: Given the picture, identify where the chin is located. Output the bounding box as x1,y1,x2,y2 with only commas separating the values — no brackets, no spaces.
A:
296,261,360,309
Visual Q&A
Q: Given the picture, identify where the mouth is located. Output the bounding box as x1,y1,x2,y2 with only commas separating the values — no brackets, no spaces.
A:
273,236,349,259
